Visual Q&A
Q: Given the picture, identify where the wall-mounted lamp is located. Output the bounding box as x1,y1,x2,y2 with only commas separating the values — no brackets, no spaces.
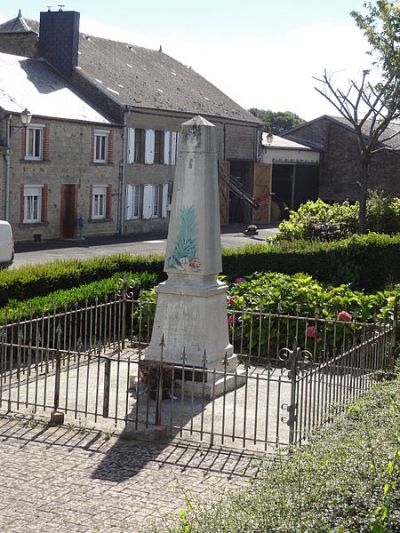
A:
4,108,32,221
9,108,32,132
266,131,273,145
20,108,32,126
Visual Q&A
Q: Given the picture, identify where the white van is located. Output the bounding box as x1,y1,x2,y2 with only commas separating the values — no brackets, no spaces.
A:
0,221,14,269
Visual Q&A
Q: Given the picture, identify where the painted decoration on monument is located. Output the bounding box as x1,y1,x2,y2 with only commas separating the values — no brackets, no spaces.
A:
166,205,201,271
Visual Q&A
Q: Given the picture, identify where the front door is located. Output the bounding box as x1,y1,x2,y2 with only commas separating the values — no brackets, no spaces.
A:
60,184,77,239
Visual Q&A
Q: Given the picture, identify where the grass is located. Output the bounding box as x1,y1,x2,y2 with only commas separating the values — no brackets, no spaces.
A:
161,373,400,532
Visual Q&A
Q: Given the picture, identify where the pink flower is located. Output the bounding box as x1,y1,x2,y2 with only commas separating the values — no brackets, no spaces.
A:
227,296,236,305
316,337,322,344
337,310,352,322
228,315,236,325
306,326,318,338
234,277,246,285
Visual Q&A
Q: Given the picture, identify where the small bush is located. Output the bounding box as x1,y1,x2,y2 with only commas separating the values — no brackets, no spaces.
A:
164,376,400,532
275,193,400,242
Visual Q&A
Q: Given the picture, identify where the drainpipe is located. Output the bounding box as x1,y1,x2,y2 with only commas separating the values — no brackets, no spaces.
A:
118,107,128,236
4,116,11,221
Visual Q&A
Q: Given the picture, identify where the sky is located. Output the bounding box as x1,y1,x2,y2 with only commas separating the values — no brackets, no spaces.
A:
0,0,376,120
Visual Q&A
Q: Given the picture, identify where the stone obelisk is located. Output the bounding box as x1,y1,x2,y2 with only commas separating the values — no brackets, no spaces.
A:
145,116,234,371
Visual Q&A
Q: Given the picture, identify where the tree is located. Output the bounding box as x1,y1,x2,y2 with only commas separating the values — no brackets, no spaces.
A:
314,0,400,234
248,108,304,134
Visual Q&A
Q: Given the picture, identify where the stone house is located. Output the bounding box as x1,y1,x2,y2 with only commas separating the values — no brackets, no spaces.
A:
283,115,400,204
0,10,267,241
0,51,122,243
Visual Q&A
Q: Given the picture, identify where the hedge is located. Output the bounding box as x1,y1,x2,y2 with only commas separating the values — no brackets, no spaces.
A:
1,271,157,322
0,253,164,306
222,233,400,291
162,374,400,532
2,232,400,306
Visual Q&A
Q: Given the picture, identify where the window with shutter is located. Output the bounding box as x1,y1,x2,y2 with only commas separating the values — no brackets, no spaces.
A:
23,185,43,223
126,184,142,220
92,185,107,219
25,125,44,160
93,130,110,163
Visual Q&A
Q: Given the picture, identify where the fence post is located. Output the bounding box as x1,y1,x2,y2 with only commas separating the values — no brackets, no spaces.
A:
390,295,398,370
155,334,165,426
103,358,111,418
121,272,127,349
287,341,299,446
50,324,64,425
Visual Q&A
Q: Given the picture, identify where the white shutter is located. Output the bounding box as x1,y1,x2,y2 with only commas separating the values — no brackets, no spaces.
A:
125,185,133,220
127,128,135,164
163,131,171,165
161,183,169,218
145,129,155,164
142,184,153,219
170,132,177,165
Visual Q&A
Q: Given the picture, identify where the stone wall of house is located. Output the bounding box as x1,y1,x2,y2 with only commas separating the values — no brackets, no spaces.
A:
0,33,38,58
5,117,121,242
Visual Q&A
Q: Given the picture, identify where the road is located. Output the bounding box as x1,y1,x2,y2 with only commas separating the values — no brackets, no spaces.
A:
13,224,278,268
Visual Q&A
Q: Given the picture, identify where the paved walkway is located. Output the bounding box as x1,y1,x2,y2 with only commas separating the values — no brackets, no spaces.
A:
0,415,261,532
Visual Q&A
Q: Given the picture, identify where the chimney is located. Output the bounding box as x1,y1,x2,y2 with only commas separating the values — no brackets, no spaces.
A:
38,10,80,77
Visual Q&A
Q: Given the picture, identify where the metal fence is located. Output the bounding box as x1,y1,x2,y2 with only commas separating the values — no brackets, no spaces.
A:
0,293,395,451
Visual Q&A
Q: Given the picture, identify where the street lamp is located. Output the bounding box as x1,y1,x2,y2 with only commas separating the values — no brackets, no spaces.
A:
4,108,32,220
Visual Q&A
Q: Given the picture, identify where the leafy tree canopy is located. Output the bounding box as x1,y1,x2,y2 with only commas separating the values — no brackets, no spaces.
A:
351,0,400,77
248,108,304,134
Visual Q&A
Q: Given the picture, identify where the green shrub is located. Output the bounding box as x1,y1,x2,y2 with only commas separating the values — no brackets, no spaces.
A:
163,376,400,532
277,198,358,241
0,271,157,322
275,193,400,242
222,233,400,291
0,253,164,306
3,231,400,307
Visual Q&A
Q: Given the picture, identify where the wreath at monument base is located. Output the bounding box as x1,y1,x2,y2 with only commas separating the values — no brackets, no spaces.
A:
139,362,174,400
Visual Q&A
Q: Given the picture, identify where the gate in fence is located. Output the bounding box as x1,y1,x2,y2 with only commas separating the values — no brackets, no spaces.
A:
0,294,395,451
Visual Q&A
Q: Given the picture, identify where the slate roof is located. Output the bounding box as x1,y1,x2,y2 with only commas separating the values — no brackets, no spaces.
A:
285,115,400,151
0,13,34,33
262,132,317,151
0,51,111,123
7,16,260,125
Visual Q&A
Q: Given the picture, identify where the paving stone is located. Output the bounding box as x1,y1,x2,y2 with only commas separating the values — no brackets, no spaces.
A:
0,415,259,531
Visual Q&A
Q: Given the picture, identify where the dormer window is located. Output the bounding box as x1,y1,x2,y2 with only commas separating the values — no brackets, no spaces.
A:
25,125,44,160
93,130,110,163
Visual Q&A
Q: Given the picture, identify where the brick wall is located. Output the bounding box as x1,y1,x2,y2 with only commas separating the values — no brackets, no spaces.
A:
286,119,400,203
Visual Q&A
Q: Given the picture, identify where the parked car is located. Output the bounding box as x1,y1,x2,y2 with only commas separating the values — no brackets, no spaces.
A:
0,221,14,268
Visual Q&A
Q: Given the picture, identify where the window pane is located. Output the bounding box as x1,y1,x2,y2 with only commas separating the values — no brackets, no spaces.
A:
26,128,42,159
94,134,107,161
134,186,140,217
34,129,41,157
